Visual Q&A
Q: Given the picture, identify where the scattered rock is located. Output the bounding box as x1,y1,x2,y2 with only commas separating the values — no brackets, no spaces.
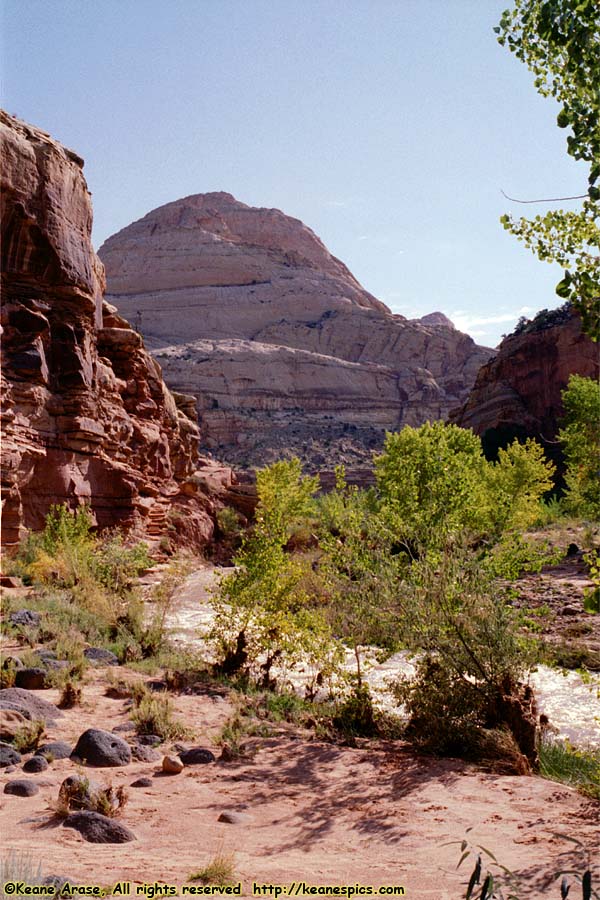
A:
37,741,73,760
179,747,216,765
0,708,29,741
131,744,161,763
23,755,49,773
0,742,22,766
0,575,22,589
560,606,579,616
112,722,136,733
566,542,580,558
15,667,48,690
71,729,132,767
36,649,57,661
62,811,136,843
9,609,41,627
0,687,62,722
135,734,162,747
130,777,153,788
218,810,252,824
162,755,184,774
4,765,16,773
146,679,168,692
4,778,40,796
84,648,119,666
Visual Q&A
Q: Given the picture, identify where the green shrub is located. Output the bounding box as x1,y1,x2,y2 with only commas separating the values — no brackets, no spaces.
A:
559,374,600,518
539,734,600,799
130,692,193,741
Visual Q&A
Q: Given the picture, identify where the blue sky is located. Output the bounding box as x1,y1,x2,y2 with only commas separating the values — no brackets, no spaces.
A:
1,0,587,346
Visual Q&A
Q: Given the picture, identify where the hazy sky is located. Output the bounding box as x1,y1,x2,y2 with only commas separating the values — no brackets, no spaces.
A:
1,0,587,346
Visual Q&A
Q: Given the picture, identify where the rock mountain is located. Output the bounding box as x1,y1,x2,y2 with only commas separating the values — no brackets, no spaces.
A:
0,112,233,548
100,193,493,469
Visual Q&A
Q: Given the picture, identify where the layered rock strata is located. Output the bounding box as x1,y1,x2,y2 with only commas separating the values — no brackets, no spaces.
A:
99,192,493,468
0,112,229,548
449,309,599,459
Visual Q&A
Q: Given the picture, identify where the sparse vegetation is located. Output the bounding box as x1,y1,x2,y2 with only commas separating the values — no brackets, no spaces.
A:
130,690,194,741
538,734,600,800
11,720,45,754
189,848,237,887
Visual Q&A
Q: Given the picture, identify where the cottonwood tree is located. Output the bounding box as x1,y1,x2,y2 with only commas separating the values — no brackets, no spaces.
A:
496,0,600,339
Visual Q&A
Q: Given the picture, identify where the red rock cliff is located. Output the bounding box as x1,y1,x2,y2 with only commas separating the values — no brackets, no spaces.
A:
0,111,227,548
449,308,599,459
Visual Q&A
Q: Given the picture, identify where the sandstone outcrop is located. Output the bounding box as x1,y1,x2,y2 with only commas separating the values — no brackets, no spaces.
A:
0,112,229,548
449,307,599,459
99,193,493,468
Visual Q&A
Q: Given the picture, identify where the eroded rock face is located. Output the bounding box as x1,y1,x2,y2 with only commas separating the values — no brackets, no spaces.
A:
449,309,599,459
99,193,493,468
0,112,227,547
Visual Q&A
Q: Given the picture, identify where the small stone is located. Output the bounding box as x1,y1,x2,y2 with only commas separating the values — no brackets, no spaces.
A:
4,779,40,797
217,810,252,824
179,747,216,766
162,755,184,774
131,744,161,763
135,734,162,747
62,811,136,843
23,755,49,773
0,575,22,589
5,765,16,773
0,742,22,766
560,606,579,616
130,777,153,788
15,668,48,690
83,648,119,666
36,649,57,661
71,729,132,767
37,741,72,760
9,609,41,627
112,722,136,733
146,680,168,692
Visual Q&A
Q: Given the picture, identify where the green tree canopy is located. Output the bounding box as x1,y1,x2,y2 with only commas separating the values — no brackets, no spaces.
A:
496,0,600,339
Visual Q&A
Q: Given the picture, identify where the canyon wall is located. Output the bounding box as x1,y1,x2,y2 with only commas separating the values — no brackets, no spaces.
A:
0,112,230,548
100,193,493,469
449,308,599,460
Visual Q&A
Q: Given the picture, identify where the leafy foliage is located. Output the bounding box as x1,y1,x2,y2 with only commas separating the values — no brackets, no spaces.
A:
496,0,600,339
209,459,340,685
559,375,600,517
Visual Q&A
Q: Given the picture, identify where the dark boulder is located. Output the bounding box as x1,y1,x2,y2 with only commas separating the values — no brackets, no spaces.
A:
4,778,39,796
71,729,132,767
0,688,62,722
37,741,73,760
15,667,48,690
9,609,41,627
179,747,216,765
83,648,119,666
0,743,21,766
23,754,49,773
62,811,136,843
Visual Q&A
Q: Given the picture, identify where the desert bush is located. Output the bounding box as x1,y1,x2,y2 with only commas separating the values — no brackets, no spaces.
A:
130,691,193,741
189,848,237,886
11,719,45,753
58,680,82,709
56,775,128,818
